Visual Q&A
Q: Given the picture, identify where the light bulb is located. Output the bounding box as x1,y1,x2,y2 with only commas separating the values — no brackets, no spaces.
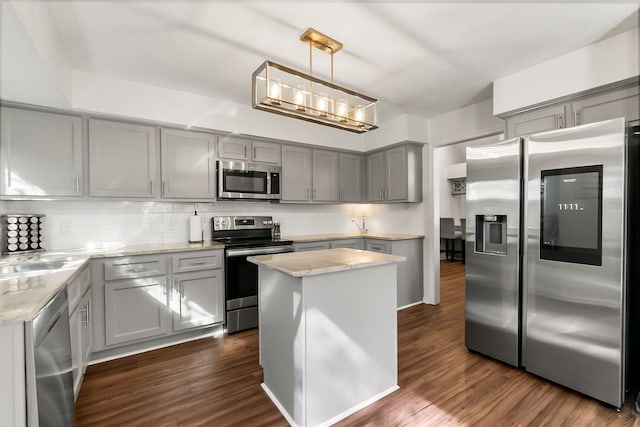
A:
355,107,364,122
317,94,328,116
269,79,281,105
337,101,347,116
294,87,306,110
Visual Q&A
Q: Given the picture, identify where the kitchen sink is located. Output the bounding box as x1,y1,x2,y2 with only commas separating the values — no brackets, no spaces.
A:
0,255,85,275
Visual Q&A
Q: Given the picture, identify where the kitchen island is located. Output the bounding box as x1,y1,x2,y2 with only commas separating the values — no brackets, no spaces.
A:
248,248,406,427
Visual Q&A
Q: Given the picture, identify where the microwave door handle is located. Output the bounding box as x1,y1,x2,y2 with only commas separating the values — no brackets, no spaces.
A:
266,172,271,195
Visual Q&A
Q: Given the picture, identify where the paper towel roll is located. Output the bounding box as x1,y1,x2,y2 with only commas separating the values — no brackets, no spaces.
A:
189,214,203,243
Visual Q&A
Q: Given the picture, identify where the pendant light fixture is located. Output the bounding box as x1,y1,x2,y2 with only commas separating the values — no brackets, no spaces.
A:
252,28,378,133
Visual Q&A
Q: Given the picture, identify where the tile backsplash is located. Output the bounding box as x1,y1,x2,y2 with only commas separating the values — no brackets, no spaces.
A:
0,200,423,251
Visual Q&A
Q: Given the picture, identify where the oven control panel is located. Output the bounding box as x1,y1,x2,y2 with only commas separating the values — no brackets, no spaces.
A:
213,216,274,231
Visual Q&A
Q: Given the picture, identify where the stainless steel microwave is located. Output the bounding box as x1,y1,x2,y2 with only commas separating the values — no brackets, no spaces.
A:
217,160,281,200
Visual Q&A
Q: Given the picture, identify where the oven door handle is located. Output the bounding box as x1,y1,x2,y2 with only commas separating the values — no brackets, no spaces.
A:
226,245,295,257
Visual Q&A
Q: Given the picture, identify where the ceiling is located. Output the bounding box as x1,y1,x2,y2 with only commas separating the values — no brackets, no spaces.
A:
28,2,640,121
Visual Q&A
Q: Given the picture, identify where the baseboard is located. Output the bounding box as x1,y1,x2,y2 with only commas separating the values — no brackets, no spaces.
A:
397,301,424,311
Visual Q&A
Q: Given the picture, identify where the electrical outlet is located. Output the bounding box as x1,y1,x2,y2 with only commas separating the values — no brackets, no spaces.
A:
168,217,176,231
60,221,71,235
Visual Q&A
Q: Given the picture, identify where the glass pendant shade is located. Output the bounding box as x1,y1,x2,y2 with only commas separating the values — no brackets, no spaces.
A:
252,60,378,133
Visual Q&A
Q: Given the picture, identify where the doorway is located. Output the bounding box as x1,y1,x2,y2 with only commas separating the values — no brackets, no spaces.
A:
433,133,503,303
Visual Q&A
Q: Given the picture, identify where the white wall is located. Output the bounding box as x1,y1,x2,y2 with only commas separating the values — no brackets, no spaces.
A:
0,200,425,251
494,27,639,115
71,71,368,151
363,113,428,151
427,98,505,145
0,3,72,108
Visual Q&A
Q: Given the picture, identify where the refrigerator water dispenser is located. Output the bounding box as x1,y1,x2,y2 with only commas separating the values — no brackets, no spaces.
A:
475,215,507,255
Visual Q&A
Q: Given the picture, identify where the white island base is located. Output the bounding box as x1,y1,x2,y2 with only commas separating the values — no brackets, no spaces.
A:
250,249,404,427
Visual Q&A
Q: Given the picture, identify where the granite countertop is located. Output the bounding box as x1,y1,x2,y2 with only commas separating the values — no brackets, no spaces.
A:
87,241,225,258
248,248,406,278
0,254,90,324
0,241,225,325
284,232,424,243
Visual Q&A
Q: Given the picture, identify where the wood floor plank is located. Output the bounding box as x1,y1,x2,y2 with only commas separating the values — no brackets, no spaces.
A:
76,260,639,426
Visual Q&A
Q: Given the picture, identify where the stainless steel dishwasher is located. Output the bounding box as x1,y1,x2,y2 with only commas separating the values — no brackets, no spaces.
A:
25,288,74,426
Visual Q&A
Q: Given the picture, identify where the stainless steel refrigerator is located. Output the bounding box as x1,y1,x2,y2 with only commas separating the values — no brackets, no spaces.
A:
465,117,637,408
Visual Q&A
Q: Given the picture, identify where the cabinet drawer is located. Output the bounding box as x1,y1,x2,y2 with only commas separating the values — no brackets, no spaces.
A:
104,255,167,281
67,264,91,312
294,241,331,252
330,239,363,250
365,240,391,254
172,250,223,273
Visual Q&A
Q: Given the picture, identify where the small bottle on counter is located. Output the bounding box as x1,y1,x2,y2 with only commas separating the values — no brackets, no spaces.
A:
273,222,281,240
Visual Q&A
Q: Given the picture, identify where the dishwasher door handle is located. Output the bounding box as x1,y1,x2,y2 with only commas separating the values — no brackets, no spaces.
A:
226,246,295,257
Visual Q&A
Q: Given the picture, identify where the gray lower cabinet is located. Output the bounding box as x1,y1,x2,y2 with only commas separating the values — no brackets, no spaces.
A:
0,107,84,197
172,269,224,331
365,238,423,307
339,153,363,202
282,145,312,201
68,264,91,399
293,236,423,308
89,119,159,197
294,241,331,252
160,128,216,199
365,239,391,254
312,149,339,202
92,250,224,355
105,276,170,346
93,254,169,350
331,239,363,249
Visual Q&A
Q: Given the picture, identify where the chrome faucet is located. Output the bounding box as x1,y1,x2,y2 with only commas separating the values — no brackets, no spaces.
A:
352,215,367,233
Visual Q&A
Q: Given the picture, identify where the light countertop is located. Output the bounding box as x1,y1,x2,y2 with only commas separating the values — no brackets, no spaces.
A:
0,241,225,325
0,255,90,324
285,232,424,243
248,248,406,277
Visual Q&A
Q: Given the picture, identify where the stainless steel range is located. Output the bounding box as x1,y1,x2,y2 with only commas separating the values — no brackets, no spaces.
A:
212,216,294,333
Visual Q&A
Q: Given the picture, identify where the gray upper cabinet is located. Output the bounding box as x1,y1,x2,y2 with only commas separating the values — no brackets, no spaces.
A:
505,83,639,138
281,145,312,201
367,144,422,203
385,146,408,201
252,141,281,164
218,136,281,164
339,153,363,202
218,136,251,160
506,104,567,138
312,149,339,202
0,107,83,197
366,151,385,202
89,119,158,197
571,85,639,126
160,128,216,199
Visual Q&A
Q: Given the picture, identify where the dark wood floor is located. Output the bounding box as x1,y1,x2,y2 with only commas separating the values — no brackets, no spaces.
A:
76,261,640,426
